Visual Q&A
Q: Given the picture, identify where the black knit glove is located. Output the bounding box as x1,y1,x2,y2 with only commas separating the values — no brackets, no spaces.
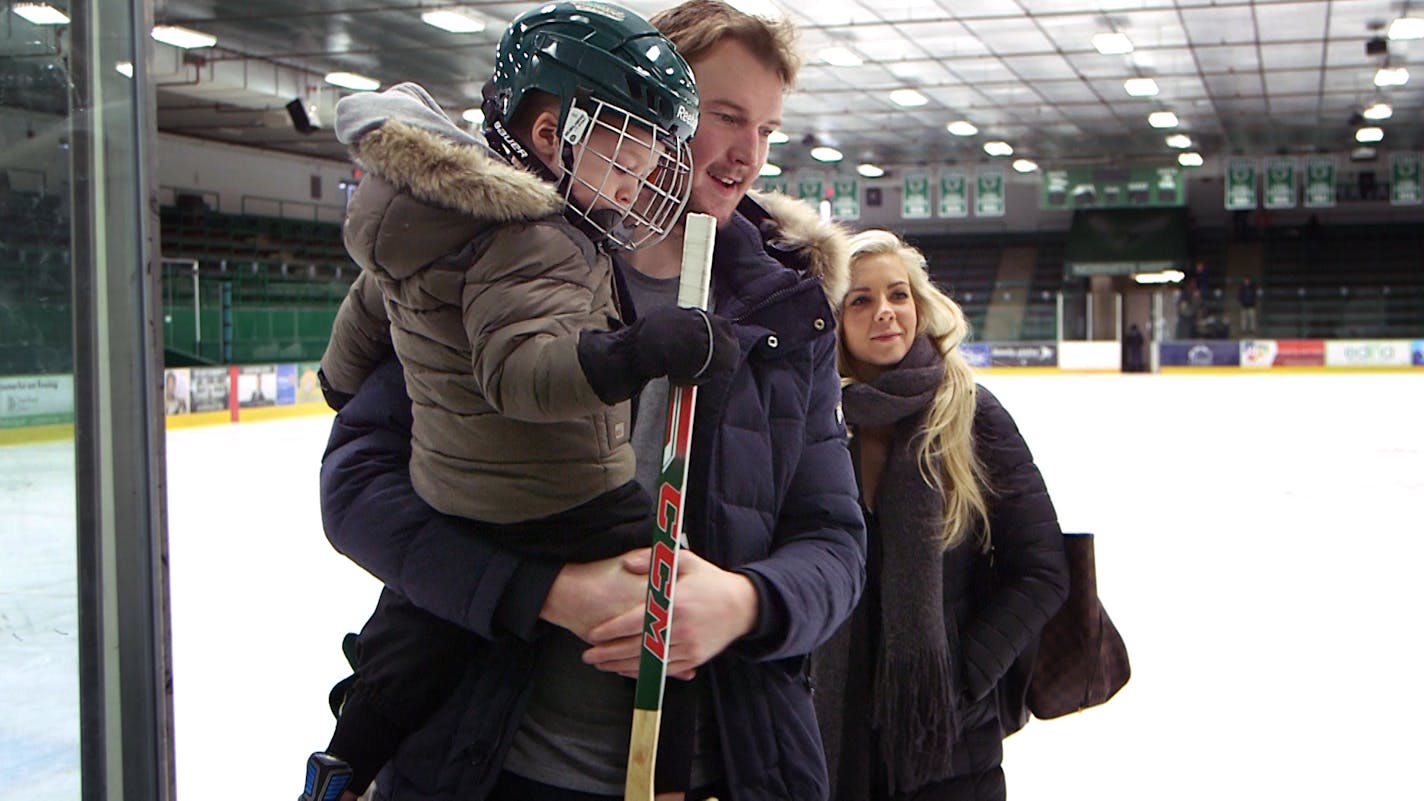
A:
578,306,739,404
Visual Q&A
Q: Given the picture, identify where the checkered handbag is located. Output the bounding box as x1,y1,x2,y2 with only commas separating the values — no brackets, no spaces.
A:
1026,532,1130,719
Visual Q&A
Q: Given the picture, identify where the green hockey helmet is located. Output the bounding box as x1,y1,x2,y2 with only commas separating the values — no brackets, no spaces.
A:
484,1,700,250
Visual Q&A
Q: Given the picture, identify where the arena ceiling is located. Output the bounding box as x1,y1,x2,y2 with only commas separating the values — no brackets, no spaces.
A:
7,0,1424,175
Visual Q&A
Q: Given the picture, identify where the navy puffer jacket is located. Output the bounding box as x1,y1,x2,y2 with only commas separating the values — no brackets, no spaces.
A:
320,194,866,801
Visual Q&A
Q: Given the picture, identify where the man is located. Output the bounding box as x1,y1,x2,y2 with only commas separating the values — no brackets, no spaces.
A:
318,2,865,799
1238,276,1259,335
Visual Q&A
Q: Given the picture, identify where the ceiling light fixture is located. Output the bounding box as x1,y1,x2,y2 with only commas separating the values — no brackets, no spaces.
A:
1123,78,1159,97
811,145,844,162
1165,133,1191,148
856,163,885,178
1148,110,1179,128
1374,66,1409,87
1362,101,1393,121
1177,152,1203,167
151,24,217,49
1091,32,1134,55
1133,269,1185,284
768,130,789,145
759,162,783,177
116,61,134,78
462,108,484,125
946,120,978,136
818,46,863,67
325,71,381,91
889,88,928,107
984,141,1013,157
14,3,69,25
421,10,486,33
1387,17,1424,40
1355,126,1384,143
1012,159,1038,173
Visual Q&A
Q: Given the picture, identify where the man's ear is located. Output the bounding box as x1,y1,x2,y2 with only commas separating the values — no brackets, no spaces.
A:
528,109,562,166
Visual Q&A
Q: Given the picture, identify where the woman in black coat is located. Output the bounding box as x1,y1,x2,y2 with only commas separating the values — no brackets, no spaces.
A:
814,230,1070,801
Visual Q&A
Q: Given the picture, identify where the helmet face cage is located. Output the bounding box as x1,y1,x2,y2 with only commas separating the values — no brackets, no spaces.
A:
560,95,694,252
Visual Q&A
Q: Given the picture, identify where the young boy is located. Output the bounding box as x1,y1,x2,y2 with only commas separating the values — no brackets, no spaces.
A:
306,3,737,797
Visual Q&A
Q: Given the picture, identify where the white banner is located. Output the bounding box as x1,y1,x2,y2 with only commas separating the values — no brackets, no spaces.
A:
1324,340,1412,368
0,374,74,426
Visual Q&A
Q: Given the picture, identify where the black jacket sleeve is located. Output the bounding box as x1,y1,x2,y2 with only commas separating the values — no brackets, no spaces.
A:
959,386,1071,701
319,356,560,642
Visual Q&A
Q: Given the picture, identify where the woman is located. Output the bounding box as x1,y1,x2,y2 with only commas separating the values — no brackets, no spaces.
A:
814,230,1070,801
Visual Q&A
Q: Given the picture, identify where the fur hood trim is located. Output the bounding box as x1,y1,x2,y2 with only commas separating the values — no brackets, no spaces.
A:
350,119,562,223
750,189,850,305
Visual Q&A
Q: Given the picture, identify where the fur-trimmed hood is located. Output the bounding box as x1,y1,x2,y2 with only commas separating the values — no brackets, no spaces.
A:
743,190,850,306
337,82,560,222
335,83,564,279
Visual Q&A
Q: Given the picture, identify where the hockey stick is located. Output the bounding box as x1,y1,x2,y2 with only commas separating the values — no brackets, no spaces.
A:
625,212,717,801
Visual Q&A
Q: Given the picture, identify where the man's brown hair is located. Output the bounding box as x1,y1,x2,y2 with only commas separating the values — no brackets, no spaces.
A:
650,0,802,88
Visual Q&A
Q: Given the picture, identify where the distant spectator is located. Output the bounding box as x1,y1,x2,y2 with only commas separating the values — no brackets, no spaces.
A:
1124,323,1146,372
1239,276,1259,335
1175,289,1201,340
1191,260,1210,295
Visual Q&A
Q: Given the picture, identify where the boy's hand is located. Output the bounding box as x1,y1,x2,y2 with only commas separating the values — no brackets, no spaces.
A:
577,307,738,403
631,306,738,385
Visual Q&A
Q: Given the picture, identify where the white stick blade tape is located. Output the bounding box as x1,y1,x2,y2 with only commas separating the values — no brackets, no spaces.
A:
677,212,716,310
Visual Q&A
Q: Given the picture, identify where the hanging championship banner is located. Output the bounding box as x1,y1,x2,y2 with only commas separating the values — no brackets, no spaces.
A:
831,176,859,220
758,175,789,195
938,170,968,218
1225,158,1257,210
1041,165,1184,209
1391,152,1421,206
975,169,1005,217
1303,156,1336,208
903,171,932,219
796,173,825,205
1263,157,1296,209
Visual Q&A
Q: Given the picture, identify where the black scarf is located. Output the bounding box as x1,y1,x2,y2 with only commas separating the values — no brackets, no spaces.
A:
817,335,961,799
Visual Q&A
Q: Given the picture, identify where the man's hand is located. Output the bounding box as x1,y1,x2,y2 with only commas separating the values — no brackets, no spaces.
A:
580,549,759,679
539,549,652,642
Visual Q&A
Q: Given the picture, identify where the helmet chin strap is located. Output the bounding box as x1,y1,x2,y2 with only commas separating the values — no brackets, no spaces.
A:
480,79,563,186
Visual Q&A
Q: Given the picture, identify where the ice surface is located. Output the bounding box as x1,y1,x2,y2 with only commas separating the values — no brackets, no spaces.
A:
2,372,1421,799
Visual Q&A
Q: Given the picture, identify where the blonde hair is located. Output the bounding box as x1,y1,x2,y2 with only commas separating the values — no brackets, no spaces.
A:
650,0,802,87
837,229,991,551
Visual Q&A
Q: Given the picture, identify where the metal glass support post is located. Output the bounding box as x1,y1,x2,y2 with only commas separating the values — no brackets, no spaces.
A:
72,0,175,797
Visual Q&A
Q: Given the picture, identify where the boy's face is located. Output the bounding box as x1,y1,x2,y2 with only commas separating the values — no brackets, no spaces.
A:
560,104,693,250
567,118,664,218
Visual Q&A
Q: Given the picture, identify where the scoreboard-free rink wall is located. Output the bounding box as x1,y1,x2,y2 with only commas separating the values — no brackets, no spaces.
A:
966,338,1424,373
3,340,1422,444
0,362,332,445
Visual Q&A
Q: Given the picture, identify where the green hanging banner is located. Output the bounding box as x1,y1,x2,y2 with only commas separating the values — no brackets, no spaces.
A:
796,173,825,205
903,171,932,219
938,171,968,218
1263,157,1296,209
758,174,789,196
1225,158,1257,210
1302,156,1336,208
975,169,1005,218
1040,165,1184,209
1391,152,1421,206
831,177,860,220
